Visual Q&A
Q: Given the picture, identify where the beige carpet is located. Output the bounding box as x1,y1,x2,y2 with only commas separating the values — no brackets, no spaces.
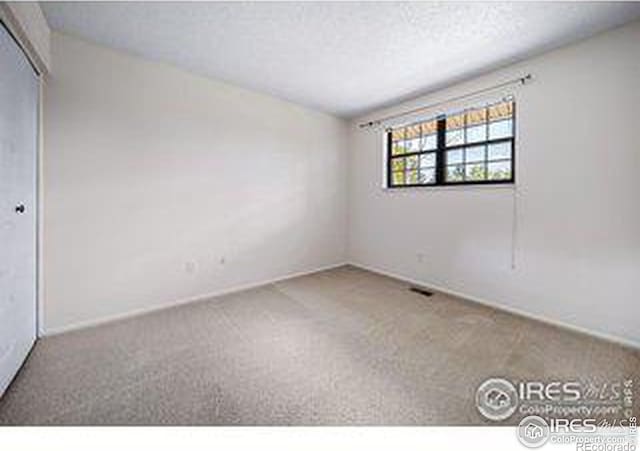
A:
0,265,638,425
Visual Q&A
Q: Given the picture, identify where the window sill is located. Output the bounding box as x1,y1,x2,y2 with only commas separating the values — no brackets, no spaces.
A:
381,183,515,192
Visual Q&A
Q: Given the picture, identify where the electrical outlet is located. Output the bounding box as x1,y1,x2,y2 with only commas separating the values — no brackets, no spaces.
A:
219,256,226,265
416,252,426,263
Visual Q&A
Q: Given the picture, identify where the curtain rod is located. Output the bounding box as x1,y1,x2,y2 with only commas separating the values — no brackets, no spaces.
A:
359,73,533,129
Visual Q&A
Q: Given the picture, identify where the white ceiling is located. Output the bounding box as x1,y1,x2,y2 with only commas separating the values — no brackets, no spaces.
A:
42,2,640,118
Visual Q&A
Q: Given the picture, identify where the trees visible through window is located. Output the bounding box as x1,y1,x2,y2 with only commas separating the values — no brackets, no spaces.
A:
387,98,515,187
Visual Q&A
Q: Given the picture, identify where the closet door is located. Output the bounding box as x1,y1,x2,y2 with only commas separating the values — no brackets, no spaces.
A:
0,21,39,396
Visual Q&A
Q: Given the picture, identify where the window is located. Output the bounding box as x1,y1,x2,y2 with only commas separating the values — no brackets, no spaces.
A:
387,98,515,187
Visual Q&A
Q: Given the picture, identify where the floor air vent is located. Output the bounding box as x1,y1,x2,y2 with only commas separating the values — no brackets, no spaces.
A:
409,287,433,297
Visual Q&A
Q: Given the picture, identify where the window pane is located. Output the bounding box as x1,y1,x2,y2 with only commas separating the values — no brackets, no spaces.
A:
488,100,513,122
406,170,418,184
465,145,485,163
420,133,437,150
389,98,515,188
446,129,463,146
419,168,435,184
405,124,420,141
419,153,435,168
466,124,487,143
446,149,463,165
406,155,419,170
391,128,405,142
406,138,420,153
391,171,405,186
420,120,437,136
488,141,511,161
446,112,464,130
446,165,464,182
466,107,487,127
465,163,486,181
391,157,405,172
446,112,464,147
487,161,512,180
489,119,513,139
392,141,406,155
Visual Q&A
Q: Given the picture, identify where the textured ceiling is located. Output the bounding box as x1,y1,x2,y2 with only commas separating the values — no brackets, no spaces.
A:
42,2,640,118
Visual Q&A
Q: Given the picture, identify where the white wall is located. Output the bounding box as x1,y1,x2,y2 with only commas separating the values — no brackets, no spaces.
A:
43,21,640,346
43,32,348,333
348,20,640,347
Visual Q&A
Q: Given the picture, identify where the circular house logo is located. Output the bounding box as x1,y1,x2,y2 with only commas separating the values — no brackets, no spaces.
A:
476,378,518,421
517,415,550,448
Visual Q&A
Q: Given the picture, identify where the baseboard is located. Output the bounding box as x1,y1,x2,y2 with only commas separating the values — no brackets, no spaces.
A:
43,261,349,337
348,261,640,351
